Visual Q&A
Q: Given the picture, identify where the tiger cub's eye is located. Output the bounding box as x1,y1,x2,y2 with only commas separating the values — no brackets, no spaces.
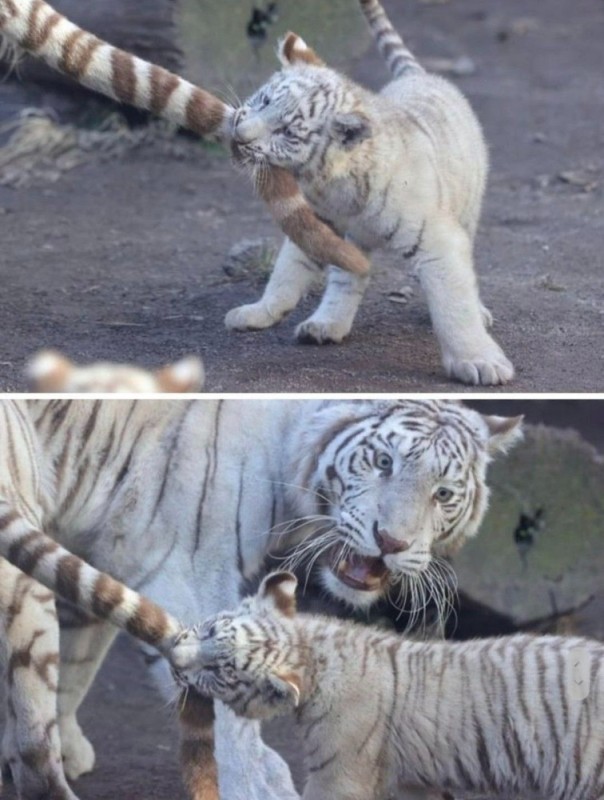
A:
375,452,393,473
434,487,454,503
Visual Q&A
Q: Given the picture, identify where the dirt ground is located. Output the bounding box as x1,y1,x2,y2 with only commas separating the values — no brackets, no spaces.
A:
0,0,603,392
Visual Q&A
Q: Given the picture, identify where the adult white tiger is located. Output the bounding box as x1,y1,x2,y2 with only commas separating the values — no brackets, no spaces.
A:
226,0,514,386
0,399,521,800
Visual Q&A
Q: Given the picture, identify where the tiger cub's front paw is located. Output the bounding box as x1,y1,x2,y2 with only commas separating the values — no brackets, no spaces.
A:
295,318,350,345
443,338,514,386
224,303,284,331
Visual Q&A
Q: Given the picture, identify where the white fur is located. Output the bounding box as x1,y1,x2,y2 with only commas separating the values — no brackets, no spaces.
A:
0,400,520,800
226,21,514,385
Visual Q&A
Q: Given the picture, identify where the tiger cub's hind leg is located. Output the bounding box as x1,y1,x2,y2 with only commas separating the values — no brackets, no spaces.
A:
416,221,514,386
225,238,323,331
0,562,77,800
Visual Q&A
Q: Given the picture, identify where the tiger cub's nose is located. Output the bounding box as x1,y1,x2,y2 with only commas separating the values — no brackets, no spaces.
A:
233,117,265,144
373,525,411,556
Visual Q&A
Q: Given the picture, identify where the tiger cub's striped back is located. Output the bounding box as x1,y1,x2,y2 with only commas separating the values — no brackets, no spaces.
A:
0,0,369,276
174,572,604,800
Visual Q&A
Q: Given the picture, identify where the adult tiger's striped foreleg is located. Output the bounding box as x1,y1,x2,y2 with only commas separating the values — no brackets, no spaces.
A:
0,0,369,276
0,503,219,799
0,561,77,800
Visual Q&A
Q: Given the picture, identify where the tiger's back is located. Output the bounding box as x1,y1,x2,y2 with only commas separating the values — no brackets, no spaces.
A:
179,572,604,800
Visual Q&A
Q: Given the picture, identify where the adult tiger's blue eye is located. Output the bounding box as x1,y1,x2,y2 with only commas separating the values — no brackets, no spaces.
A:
435,487,454,503
375,452,392,472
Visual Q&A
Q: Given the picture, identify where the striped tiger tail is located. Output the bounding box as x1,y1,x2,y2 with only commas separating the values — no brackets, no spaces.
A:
0,0,369,276
358,0,424,78
0,501,183,655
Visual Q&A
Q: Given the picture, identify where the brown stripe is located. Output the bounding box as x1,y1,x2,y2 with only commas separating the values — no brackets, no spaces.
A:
126,597,169,646
111,49,137,104
3,0,18,18
91,573,124,617
20,0,44,51
58,28,85,74
55,554,82,605
179,690,215,730
9,536,59,575
179,694,218,799
149,65,181,115
255,167,370,276
0,508,21,530
185,89,226,136
60,31,102,80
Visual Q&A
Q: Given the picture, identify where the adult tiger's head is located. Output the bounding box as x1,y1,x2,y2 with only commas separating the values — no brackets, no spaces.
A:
230,33,369,172
283,400,522,610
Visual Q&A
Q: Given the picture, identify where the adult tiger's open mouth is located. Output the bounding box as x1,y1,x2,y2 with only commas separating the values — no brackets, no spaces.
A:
325,545,389,592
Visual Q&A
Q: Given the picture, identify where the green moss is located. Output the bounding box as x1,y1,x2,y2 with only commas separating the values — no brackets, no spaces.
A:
454,427,604,624
177,0,368,97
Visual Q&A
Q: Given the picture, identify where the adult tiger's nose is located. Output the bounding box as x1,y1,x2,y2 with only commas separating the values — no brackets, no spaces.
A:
373,523,411,556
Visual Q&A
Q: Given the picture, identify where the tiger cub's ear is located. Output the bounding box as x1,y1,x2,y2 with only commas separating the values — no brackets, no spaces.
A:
278,32,325,68
257,571,298,617
154,356,205,393
26,349,74,392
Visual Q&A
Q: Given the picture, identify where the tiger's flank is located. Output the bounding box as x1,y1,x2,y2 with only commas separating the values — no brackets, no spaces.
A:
175,571,604,800
225,0,513,385
0,0,369,277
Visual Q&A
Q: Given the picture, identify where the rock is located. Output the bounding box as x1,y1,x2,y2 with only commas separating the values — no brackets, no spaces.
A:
453,425,604,627
222,237,277,284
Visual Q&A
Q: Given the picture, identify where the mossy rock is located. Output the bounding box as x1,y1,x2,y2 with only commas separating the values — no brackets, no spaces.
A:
178,0,368,97
453,425,604,626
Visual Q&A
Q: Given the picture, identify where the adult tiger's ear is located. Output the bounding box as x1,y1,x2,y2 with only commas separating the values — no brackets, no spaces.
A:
154,356,205,393
332,111,372,149
25,349,74,392
483,415,524,455
257,571,298,617
278,32,325,67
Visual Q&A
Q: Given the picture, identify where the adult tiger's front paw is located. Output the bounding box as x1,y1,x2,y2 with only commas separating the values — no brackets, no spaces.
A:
224,303,283,331
443,339,514,386
60,717,95,781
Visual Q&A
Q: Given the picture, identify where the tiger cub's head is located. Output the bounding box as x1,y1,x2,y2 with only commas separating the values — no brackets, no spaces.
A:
231,32,370,173
172,572,303,720
26,350,204,393
284,400,522,611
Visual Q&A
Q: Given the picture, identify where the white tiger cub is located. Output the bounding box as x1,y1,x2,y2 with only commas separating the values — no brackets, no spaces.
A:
226,0,513,385
174,571,604,800
26,350,205,393
1,399,521,800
